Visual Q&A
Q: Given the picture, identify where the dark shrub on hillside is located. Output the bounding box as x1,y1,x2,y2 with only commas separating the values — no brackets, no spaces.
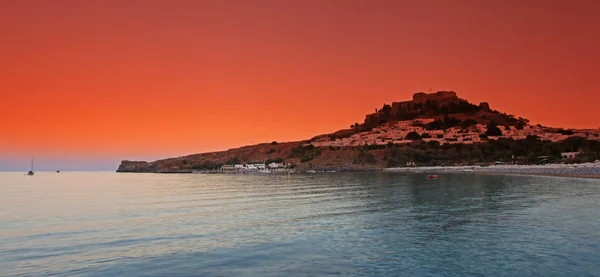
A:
225,157,240,165
406,132,422,140
365,154,377,164
486,123,503,136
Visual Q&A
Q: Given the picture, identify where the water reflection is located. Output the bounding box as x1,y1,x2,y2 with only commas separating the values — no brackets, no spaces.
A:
0,172,599,276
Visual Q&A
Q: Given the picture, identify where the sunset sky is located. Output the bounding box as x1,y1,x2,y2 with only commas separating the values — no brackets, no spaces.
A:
1,0,599,170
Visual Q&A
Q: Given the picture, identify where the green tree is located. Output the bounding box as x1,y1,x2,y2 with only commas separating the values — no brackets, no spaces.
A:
225,157,240,165
561,129,574,135
427,140,441,149
365,153,377,164
446,148,460,161
470,146,484,162
265,157,284,164
486,123,503,136
406,132,422,140
516,117,529,129
460,119,477,129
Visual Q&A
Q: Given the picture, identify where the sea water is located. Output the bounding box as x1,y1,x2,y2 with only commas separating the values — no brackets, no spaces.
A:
1,172,599,276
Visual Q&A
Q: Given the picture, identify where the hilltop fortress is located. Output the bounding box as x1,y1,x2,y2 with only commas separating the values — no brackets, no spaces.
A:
399,91,489,112
394,91,462,112
362,91,498,129
395,91,469,111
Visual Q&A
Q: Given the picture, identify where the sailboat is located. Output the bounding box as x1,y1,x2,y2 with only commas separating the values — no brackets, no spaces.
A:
27,157,34,176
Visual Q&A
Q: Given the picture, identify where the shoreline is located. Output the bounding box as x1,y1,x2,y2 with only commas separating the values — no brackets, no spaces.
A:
385,162,600,179
117,162,600,180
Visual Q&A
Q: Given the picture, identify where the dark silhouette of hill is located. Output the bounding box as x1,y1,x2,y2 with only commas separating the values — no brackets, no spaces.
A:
117,91,599,173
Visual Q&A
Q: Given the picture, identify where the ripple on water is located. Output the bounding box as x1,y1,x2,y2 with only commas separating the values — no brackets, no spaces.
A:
0,172,599,276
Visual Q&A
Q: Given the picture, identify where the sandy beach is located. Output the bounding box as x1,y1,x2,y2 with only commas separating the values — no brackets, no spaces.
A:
385,161,600,179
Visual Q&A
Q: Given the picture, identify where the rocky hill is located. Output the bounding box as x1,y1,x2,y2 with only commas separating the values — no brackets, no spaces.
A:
118,141,303,173
117,91,600,172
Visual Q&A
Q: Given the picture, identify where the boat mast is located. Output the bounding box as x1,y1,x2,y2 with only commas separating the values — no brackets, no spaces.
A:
31,156,34,172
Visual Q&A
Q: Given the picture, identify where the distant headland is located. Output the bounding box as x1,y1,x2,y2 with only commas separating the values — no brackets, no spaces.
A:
117,91,600,173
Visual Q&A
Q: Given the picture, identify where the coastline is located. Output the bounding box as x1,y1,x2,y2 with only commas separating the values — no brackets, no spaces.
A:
385,162,600,179
117,159,600,179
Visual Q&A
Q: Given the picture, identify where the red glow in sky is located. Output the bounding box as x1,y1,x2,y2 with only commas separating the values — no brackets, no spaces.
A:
1,0,599,169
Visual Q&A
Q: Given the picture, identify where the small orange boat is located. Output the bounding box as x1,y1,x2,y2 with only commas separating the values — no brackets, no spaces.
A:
427,175,438,179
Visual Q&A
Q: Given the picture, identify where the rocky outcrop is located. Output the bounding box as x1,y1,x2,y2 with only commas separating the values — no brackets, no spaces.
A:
479,102,491,111
116,160,158,173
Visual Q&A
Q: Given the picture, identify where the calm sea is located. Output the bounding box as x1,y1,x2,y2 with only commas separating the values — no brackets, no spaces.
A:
1,172,599,276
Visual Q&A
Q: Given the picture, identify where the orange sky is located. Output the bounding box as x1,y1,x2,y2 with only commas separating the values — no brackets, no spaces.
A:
1,0,599,170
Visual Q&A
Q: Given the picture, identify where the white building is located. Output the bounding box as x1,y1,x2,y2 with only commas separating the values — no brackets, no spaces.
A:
405,126,423,133
423,130,444,136
397,120,413,127
376,139,393,145
246,163,266,170
414,118,435,124
268,162,285,168
423,138,445,144
561,152,580,159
